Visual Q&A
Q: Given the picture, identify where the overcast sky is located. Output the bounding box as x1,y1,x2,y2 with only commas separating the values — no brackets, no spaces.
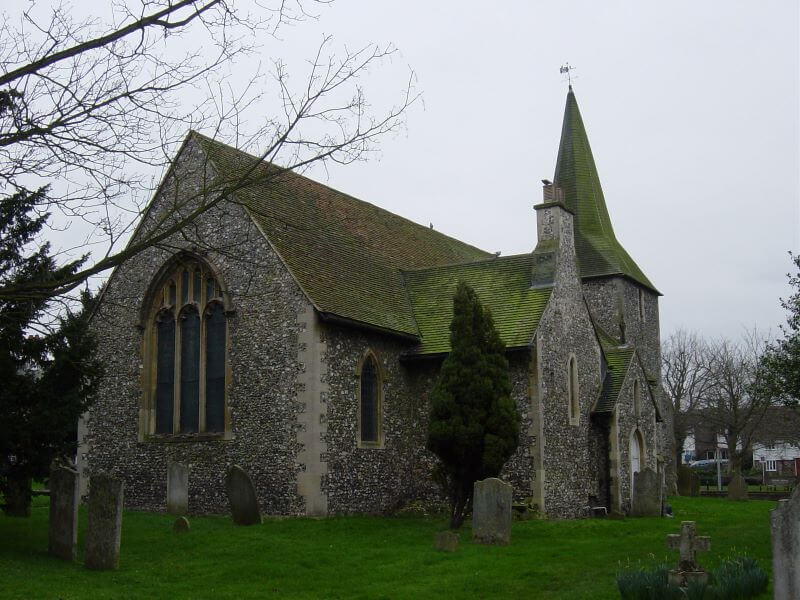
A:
282,0,799,341
40,1,800,341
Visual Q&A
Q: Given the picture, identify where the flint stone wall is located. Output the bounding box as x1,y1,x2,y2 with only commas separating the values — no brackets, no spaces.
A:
582,278,673,495
323,324,432,514
533,206,605,518
614,359,659,514
87,138,306,515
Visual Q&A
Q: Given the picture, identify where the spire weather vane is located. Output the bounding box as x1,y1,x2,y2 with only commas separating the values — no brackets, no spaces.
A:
560,63,575,87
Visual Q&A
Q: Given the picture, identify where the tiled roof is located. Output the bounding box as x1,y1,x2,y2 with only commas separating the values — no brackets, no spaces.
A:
594,327,634,414
403,254,552,355
195,133,491,336
553,89,659,293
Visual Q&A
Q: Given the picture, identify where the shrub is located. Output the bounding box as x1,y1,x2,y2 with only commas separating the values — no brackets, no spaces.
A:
616,564,682,600
616,556,768,600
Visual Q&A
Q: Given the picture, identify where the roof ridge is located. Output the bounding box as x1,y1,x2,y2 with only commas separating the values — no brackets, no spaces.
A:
402,252,533,275
192,131,491,260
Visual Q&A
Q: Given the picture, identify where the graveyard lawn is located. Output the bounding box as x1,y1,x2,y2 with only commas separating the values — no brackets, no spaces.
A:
0,496,774,599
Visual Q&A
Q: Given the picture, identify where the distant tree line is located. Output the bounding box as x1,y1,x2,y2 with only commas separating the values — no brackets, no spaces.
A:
662,253,800,474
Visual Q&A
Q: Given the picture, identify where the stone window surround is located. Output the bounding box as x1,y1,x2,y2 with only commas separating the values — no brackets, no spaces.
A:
567,353,579,426
633,379,641,419
355,349,385,449
138,252,234,442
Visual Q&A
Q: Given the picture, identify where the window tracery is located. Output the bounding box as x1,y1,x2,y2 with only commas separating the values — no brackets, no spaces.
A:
146,257,228,437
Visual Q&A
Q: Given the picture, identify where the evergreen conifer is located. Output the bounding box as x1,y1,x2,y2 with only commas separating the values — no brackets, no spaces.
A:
426,282,519,528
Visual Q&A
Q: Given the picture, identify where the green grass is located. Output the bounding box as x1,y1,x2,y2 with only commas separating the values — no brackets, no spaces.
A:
0,496,775,599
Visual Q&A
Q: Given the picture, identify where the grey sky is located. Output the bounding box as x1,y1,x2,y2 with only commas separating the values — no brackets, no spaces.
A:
31,1,800,341
288,0,799,341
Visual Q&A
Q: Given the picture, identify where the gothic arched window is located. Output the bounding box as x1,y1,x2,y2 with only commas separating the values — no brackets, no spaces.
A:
567,355,579,425
357,352,383,447
147,257,228,436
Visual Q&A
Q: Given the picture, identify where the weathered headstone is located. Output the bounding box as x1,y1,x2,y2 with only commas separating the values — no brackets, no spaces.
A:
224,465,261,525
472,477,512,545
689,472,700,497
677,466,695,496
666,521,711,587
84,473,124,570
167,461,189,515
631,468,661,516
727,473,748,501
48,465,80,561
433,530,459,552
771,485,800,600
173,516,191,534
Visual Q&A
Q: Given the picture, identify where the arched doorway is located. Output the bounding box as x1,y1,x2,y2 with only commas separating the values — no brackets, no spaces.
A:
630,430,643,495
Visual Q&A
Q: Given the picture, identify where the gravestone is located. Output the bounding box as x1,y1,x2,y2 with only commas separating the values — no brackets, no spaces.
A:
472,477,512,545
666,521,711,587
678,465,700,496
630,468,661,516
48,465,80,561
689,472,700,497
167,461,189,515
224,465,262,525
727,473,748,501
771,485,800,600
433,530,459,552
173,516,191,534
85,473,124,570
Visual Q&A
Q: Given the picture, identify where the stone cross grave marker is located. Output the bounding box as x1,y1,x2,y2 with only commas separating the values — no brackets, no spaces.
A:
666,521,711,587
84,473,124,570
771,484,800,600
48,465,80,561
224,465,262,525
167,461,189,515
631,467,661,516
472,477,512,545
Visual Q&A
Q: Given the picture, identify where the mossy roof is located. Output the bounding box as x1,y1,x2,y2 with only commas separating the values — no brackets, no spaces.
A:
594,327,635,414
194,133,491,337
553,89,658,294
403,254,552,355
593,327,661,421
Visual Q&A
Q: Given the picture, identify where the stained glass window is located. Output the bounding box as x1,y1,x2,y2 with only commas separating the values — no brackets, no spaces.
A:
205,303,226,432
155,312,175,434
150,258,227,437
179,307,200,433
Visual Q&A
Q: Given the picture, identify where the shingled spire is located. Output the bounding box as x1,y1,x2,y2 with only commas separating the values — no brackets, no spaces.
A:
553,88,658,292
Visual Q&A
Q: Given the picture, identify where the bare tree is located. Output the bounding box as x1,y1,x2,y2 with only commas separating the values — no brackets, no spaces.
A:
0,0,417,307
661,330,711,467
700,332,773,474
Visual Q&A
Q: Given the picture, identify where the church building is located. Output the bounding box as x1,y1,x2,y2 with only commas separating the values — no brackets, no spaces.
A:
82,88,671,518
